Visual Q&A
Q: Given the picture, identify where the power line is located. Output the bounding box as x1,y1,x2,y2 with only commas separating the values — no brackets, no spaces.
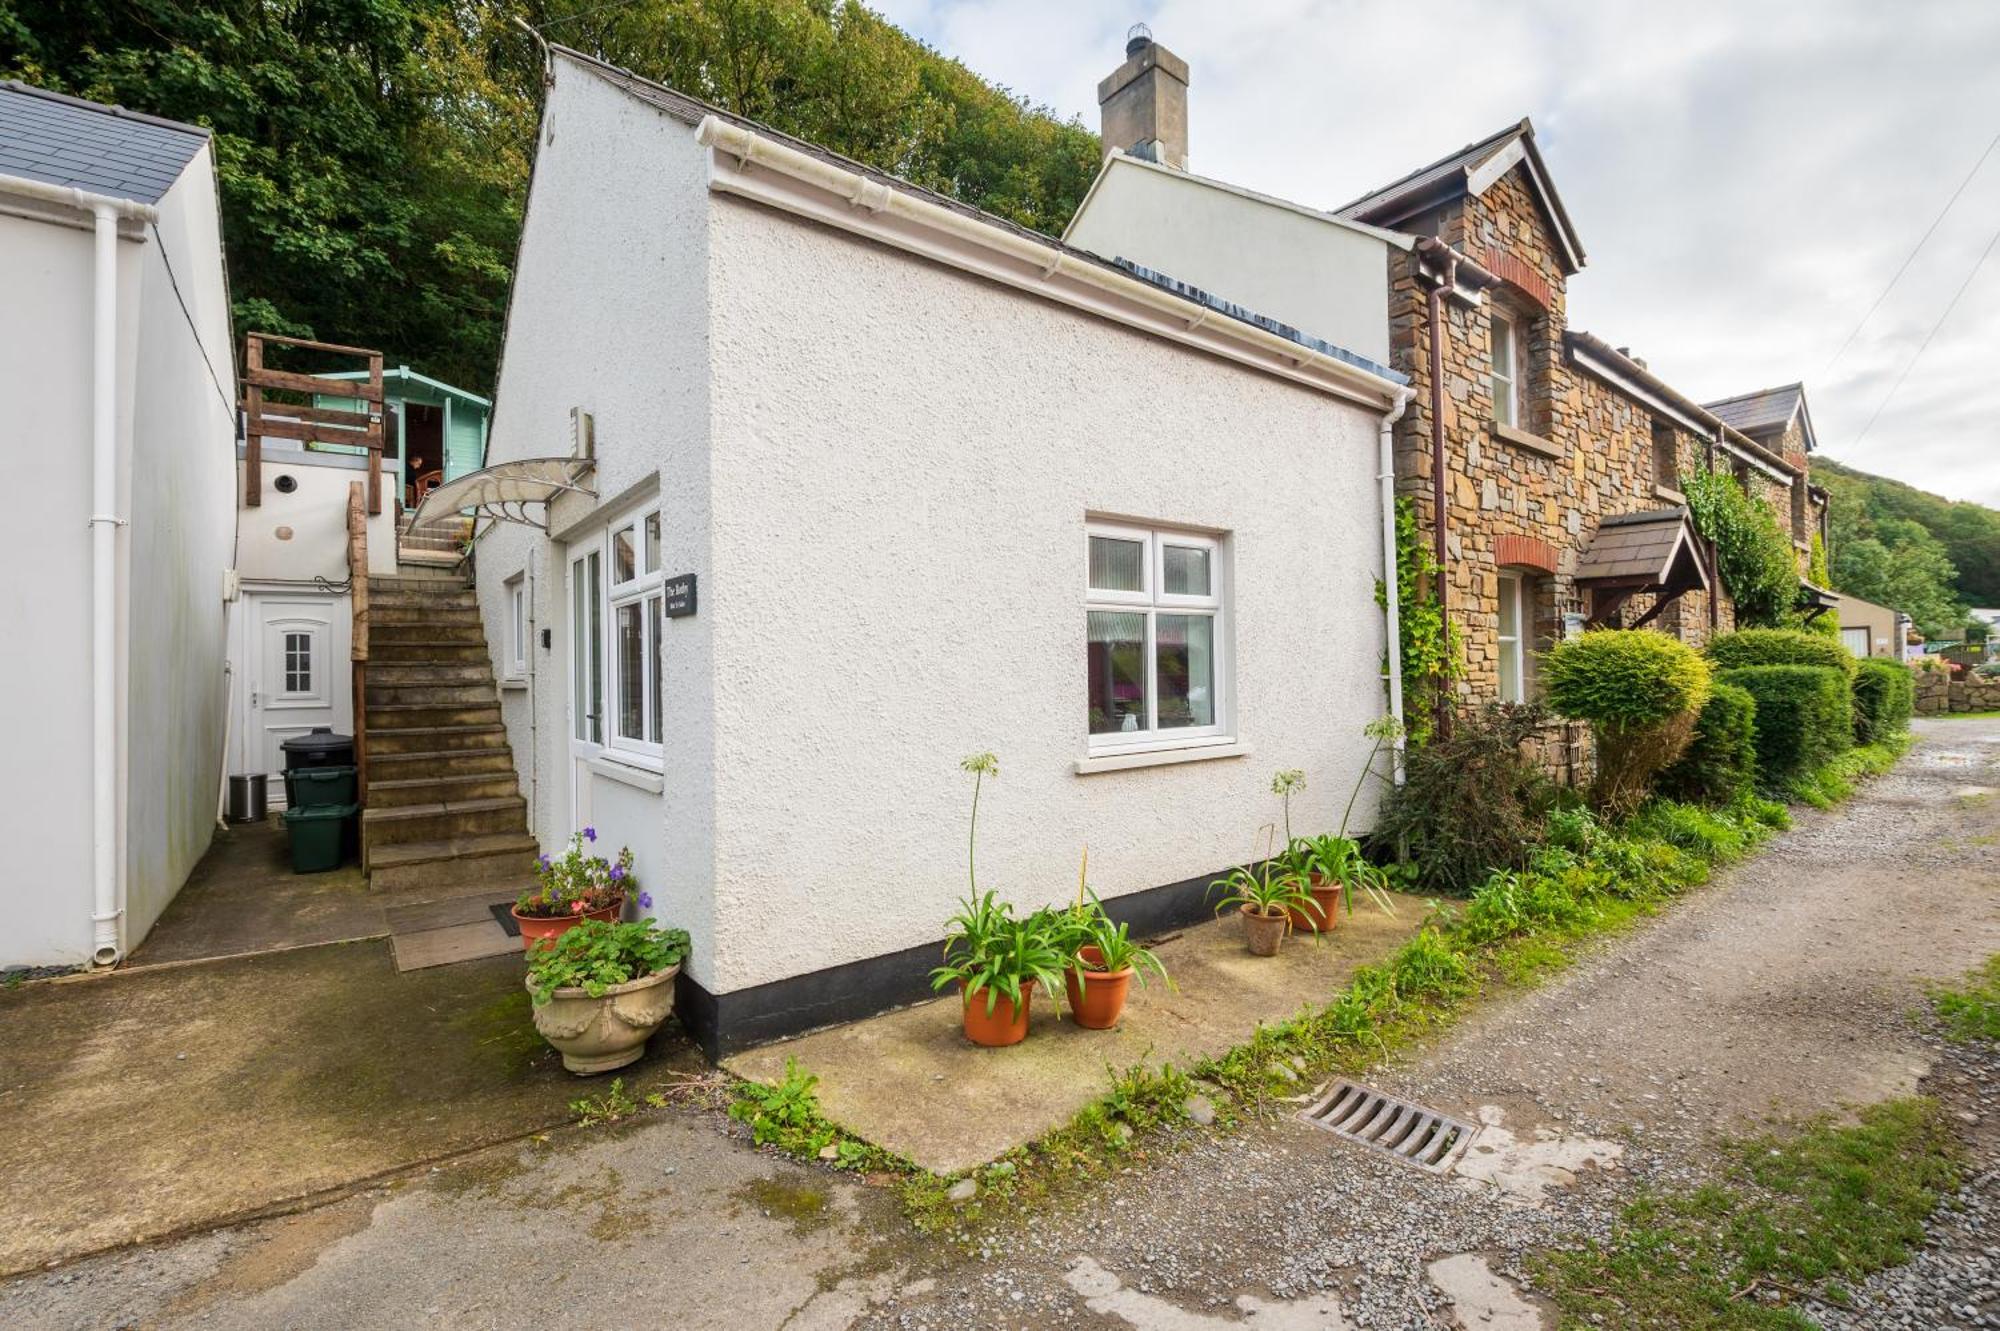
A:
1850,214,2000,448
1823,127,1999,376
149,220,237,420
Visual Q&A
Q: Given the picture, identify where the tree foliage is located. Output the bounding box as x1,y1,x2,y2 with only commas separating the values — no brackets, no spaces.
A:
1679,465,1799,628
1815,456,1993,638
0,0,1102,393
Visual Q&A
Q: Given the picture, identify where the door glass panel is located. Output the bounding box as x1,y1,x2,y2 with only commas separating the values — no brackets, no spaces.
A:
1088,536,1143,593
572,552,603,744
1156,614,1214,728
615,601,643,740
283,631,312,694
1087,611,1146,734
644,513,661,574
1162,545,1210,596
611,525,637,585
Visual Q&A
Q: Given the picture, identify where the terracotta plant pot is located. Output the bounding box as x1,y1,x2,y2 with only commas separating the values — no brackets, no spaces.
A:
1241,903,1289,957
959,979,1034,1047
1064,944,1136,1030
1285,876,1342,933
527,962,680,1075
512,901,621,953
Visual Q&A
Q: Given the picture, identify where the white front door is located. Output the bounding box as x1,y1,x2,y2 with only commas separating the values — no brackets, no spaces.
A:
1841,626,1871,659
567,548,604,832
246,595,349,800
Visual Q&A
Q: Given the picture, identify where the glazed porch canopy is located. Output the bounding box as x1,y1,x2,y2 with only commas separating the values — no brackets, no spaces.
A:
407,457,595,532
1575,507,1710,629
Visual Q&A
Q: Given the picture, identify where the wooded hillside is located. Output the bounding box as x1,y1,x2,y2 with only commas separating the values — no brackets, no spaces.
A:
0,0,1100,394
1816,455,2000,637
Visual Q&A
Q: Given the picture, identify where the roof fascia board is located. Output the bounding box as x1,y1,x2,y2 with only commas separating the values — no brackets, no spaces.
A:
1513,146,1585,273
1718,436,1793,484
1568,334,1797,480
696,117,1406,412
319,365,491,406
1568,339,1712,436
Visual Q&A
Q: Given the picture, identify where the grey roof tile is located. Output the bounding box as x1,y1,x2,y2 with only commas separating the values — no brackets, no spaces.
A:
1703,383,1802,435
0,81,207,204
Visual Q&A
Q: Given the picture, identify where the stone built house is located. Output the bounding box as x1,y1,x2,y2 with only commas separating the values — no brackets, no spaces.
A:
1073,32,1830,730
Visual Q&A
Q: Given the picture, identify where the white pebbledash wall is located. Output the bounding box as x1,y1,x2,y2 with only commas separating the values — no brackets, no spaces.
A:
480,52,1394,1004
0,143,236,965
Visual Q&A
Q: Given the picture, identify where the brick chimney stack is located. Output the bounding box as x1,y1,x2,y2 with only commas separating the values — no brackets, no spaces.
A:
1097,23,1189,170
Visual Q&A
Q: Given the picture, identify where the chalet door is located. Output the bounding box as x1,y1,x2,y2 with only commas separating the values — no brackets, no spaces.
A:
1840,626,1871,658
567,548,604,832
246,594,349,800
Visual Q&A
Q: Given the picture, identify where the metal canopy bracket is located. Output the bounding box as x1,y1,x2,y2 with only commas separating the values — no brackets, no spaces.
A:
407,456,597,532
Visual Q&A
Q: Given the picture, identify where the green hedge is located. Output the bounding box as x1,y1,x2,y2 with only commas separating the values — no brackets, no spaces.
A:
1851,658,1915,745
1543,629,1712,728
1708,628,1857,678
1717,665,1853,791
1657,682,1759,805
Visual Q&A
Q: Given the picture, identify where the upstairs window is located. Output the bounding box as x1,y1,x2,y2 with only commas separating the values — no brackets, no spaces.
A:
1086,522,1227,752
1652,422,1679,492
1490,311,1520,429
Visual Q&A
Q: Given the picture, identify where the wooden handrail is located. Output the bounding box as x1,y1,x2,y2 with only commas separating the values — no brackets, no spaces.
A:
348,481,370,806
250,332,387,357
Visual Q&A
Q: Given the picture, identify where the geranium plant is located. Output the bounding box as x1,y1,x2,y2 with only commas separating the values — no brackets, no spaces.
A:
526,918,691,1005
515,827,634,919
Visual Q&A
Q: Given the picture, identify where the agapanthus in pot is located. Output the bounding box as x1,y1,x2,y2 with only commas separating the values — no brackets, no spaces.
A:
511,827,632,952
526,916,690,1074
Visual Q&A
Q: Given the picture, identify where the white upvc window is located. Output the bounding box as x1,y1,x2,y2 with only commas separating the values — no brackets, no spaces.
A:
505,575,528,679
603,507,665,759
1496,571,1526,703
1491,310,1520,429
1086,520,1228,755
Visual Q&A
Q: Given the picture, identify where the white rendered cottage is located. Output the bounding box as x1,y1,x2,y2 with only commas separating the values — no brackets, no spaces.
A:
0,83,238,967
469,47,1412,1055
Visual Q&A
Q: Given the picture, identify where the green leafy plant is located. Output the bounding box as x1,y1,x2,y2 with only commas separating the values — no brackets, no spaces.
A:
1852,658,1915,744
516,827,632,918
1376,497,1461,745
1294,833,1396,918
1374,704,1553,895
1715,664,1853,793
1543,629,1712,816
1657,681,1759,805
570,1077,641,1127
1709,627,1858,677
929,892,1069,1015
1209,829,1317,927
1681,466,1801,628
525,918,691,1005
1076,916,1170,988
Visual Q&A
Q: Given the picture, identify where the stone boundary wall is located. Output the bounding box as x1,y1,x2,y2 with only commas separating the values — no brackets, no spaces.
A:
1918,674,2000,715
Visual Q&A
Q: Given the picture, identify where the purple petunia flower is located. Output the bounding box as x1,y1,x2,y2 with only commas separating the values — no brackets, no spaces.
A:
637,892,652,910
582,826,597,842
537,855,551,870
610,864,626,881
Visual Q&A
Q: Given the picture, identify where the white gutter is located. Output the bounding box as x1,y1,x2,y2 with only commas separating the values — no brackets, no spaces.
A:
1378,389,1413,784
693,116,1405,413
0,177,161,967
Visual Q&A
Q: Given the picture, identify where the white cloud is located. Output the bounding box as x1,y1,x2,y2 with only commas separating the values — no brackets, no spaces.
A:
873,0,2000,505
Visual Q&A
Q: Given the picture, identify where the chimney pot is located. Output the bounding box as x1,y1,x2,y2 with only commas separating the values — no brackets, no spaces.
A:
1098,28,1189,171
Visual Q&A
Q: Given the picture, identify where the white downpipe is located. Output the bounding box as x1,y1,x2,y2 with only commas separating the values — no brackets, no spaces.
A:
1379,390,1412,785
89,201,124,966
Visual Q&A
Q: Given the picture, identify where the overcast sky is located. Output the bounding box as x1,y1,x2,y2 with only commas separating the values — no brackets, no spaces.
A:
874,0,2000,506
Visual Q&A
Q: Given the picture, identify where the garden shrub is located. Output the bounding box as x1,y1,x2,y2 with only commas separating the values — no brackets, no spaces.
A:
1374,704,1552,896
1543,630,1712,817
1852,658,1916,744
1708,627,1858,678
1656,682,1758,805
1717,664,1853,792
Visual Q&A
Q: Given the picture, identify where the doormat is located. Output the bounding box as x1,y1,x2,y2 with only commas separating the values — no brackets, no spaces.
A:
491,901,521,937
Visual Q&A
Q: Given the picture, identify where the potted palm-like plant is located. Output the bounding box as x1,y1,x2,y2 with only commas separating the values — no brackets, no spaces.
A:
931,892,1069,1045
1064,912,1170,1029
512,828,631,951
525,917,691,1074
1210,826,1318,957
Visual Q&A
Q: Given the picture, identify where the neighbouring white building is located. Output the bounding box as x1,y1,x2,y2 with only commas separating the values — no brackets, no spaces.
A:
463,46,1413,1054
0,83,238,967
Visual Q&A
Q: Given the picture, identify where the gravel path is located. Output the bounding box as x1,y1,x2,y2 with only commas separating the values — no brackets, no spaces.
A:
5,720,1997,1330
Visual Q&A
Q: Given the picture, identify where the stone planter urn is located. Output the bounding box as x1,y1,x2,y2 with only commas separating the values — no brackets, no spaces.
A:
527,964,680,1075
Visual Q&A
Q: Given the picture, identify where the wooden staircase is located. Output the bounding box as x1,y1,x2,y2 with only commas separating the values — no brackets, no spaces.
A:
361,574,538,896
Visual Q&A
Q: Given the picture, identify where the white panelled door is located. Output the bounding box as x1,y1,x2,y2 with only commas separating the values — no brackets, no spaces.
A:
246,595,349,794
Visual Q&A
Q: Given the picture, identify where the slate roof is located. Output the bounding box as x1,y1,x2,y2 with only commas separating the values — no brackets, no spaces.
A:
0,81,208,205
1703,383,1804,437
1575,508,1708,591
1333,118,1586,274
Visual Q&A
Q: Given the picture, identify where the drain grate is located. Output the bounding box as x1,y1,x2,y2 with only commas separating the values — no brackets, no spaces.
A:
1297,1080,1474,1172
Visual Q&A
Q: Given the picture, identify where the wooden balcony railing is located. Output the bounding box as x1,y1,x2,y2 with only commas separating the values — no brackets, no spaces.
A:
243,332,385,515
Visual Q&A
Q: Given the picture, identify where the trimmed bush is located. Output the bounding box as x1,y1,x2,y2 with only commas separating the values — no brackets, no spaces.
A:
1851,658,1915,744
1543,630,1712,816
1374,705,1552,896
1717,664,1853,791
1708,628,1857,678
1657,682,1759,805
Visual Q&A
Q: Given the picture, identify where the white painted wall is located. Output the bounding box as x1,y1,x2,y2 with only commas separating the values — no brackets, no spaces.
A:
1065,155,1397,368
0,210,97,965
702,195,1389,993
235,446,396,581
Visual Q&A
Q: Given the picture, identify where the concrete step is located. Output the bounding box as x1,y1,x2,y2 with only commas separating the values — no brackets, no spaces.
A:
367,832,540,893
371,621,486,646
366,746,517,781
367,640,491,665
363,795,527,847
368,573,468,592
364,722,509,755
370,605,484,627
368,771,521,809
365,662,495,687
397,551,463,571
367,588,479,611
366,680,499,707
366,701,503,730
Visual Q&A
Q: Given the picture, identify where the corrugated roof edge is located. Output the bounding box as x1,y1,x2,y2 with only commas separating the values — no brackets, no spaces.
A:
1111,260,1408,386
0,80,210,140
550,45,1407,394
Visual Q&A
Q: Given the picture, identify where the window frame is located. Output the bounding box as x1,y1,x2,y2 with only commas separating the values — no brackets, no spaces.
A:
505,574,528,679
1490,310,1520,429
570,505,666,769
1496,571,1527,704
1085,520,1230,758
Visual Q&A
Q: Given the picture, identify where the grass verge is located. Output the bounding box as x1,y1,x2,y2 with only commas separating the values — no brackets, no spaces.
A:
1788,735,1911,809
1931,954,2000,1043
